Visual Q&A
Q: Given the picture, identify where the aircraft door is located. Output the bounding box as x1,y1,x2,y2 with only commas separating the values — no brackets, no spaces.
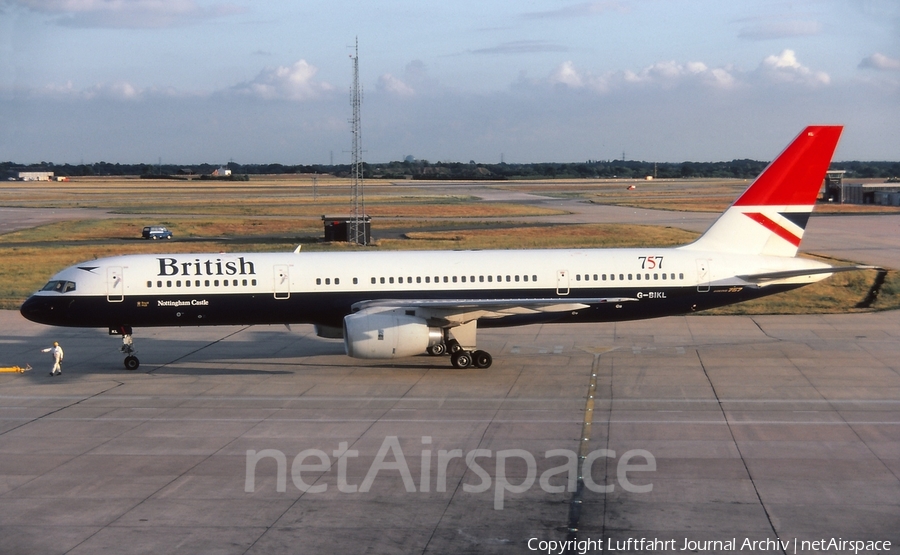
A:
107,266,124,302
274,265,290,299
556,270,570,296
696,259,710,292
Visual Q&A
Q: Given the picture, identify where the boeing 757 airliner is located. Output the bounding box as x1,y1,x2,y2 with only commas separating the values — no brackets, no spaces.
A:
21,126,866,370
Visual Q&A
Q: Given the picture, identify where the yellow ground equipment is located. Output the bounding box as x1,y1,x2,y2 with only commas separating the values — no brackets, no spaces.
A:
0,364,32,373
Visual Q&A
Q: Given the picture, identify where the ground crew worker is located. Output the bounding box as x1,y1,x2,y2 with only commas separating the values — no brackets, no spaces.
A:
42,342,64,376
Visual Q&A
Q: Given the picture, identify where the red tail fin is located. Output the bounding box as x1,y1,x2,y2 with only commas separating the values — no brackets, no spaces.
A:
681,125,843,257
734,126,843,207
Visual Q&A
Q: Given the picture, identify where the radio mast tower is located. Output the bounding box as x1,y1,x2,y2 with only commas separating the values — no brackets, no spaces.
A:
349,38,367,246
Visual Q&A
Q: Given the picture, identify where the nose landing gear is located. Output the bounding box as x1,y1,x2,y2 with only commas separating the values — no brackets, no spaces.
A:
112,326,140,370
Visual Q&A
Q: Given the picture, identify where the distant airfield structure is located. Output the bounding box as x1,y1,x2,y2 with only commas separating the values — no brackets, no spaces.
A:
348,38,367,246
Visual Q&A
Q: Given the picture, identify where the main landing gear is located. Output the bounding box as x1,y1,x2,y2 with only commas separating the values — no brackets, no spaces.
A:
113,326,140,370
427,339,493,369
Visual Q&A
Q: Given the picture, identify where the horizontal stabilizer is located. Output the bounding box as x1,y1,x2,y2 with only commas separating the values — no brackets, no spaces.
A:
738,265,877,284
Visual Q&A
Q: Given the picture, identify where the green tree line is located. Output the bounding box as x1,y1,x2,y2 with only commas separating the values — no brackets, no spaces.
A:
3,159,899,181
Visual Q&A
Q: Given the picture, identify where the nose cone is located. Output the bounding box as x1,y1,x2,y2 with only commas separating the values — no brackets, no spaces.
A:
20,295,62,325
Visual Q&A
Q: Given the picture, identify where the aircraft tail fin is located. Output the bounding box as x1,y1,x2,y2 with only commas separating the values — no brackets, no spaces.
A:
680,125,843,257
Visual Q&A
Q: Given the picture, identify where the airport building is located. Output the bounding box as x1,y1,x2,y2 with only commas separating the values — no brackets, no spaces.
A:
840,182,900,205
17,171,54,181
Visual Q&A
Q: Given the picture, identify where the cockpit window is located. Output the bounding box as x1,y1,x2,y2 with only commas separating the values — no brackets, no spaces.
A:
41,280,76,293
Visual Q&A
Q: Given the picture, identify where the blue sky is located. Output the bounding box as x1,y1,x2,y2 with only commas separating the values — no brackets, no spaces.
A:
1,0,898,164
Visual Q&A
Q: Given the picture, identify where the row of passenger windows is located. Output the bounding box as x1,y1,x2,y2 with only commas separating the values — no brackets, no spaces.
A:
316,275,540,286
374,274,538,285
576,273,684,281
147,279,258,288
316,273,684,286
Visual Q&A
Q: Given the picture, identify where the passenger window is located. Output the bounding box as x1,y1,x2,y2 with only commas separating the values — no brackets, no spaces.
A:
425,276,430,283
147,281,152,288
325,278,330,285
515,275,520,282
636,274,641,280
417,277,421,283
316,278,322,285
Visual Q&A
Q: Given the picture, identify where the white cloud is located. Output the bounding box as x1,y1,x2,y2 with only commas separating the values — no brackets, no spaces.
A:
378,73,415,97
541,59,737,93
9,0,243,28
859,52,900,71
532,50,831,95
34,80,179,100
549,61,583,88
757,49,830,86
230,60,334,101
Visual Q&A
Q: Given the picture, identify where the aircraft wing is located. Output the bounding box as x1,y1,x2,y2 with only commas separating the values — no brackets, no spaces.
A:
350,297,637,325
738,265,878,285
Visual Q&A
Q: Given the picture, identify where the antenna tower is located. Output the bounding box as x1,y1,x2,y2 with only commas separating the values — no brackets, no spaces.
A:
349,38,367,245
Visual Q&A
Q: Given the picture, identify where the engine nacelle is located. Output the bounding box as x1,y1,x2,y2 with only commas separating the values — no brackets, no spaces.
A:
343,310,443,359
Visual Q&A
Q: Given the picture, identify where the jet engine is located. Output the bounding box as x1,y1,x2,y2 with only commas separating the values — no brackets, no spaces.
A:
343,309,443,359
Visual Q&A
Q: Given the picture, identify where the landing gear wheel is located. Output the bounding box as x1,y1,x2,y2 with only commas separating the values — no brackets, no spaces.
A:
451,351,472,369
472,350,492,369
427,343,446,356
124,356,140,371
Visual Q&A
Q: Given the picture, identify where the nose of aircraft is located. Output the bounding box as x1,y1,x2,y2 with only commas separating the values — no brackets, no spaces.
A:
20,295,61,325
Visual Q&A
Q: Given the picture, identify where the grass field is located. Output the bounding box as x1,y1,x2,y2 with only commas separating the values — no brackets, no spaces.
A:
2,176,897,313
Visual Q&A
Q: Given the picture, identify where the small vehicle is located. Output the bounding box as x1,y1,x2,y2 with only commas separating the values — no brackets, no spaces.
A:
142,226,173,240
